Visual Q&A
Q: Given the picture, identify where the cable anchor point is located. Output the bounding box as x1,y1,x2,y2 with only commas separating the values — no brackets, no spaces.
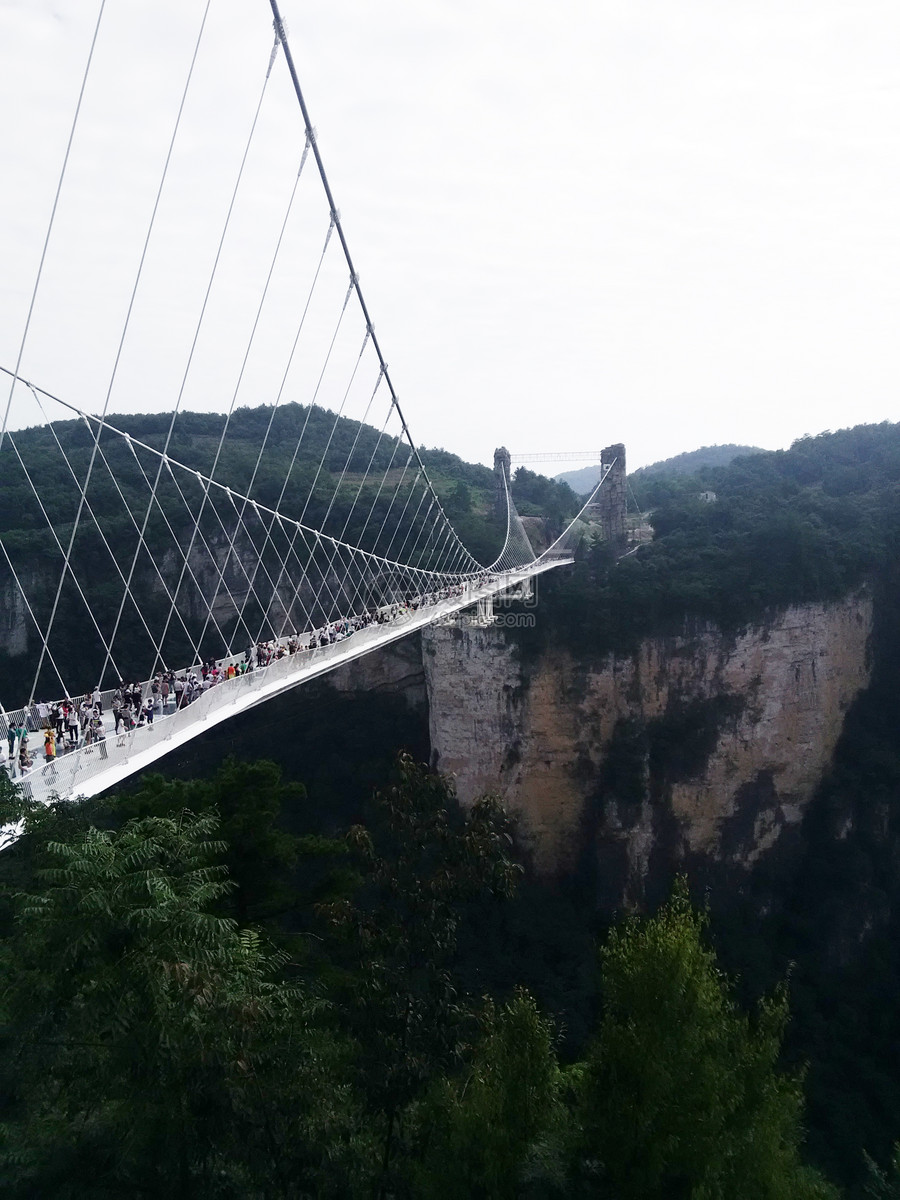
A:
267,22,284,78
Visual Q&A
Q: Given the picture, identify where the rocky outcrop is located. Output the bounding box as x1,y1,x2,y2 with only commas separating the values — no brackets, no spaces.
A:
0,575,30,657
324,594,873,900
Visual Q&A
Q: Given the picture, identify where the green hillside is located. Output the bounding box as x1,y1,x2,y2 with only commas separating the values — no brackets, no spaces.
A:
555,444,767,495
631,442,768,478
519,422,900,656
0,404,577,699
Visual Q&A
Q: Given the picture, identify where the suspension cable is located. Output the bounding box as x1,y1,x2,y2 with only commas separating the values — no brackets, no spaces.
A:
267,0,483,574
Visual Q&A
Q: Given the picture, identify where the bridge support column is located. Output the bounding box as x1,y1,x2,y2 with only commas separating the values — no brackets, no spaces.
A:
476,595,494,625
493,447,511,516
598,443,627,553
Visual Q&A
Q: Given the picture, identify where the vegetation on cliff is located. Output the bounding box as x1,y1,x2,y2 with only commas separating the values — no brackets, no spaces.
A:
511,421,900,660
706,551,900,1195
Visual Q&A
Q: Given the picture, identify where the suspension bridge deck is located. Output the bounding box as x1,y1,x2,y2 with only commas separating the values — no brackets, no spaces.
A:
9,559,571,805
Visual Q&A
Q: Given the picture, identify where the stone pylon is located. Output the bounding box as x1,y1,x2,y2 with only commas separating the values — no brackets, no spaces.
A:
597,443,626,550
493,446,511,516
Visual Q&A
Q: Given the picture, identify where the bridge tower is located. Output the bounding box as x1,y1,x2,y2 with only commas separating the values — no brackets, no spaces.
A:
493,446,511,515
598,443,626,551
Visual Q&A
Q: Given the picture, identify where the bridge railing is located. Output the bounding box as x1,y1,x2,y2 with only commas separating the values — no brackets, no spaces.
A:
8,641,331,803
2,590,445,794
4,563,571,804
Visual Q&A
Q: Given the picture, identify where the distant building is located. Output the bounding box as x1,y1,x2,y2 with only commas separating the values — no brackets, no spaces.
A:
699,491,717,503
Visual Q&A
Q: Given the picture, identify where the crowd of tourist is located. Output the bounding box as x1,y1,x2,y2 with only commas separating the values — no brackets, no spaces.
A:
1,574,499,786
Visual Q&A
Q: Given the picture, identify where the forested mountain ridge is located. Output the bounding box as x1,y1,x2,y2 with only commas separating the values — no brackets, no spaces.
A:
0,402,577,699
555,442,766,494
524,421,900,659
0,403,577,544
0,403,500,554
630,441,768,478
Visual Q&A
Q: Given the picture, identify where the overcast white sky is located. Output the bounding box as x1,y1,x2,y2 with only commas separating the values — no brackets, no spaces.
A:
1,0,898,471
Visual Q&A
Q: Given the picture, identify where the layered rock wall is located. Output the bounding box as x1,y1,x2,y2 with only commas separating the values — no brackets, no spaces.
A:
422,596,872,888
324,594,873,898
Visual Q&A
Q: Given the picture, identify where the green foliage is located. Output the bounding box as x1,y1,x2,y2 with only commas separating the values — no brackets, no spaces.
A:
0,406,525,698
408,990,565,1199
319,752,523,1193
445,479,473,517
578,879,837,1199
0,761,841,1196
114,757,308,926
511,467,579,527
0,809,373,1196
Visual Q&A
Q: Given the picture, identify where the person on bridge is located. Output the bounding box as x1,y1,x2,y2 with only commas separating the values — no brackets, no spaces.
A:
42,728,57,778
89,712,107,759
66,704,80,748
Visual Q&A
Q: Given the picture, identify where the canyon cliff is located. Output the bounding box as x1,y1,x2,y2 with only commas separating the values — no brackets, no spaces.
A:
326,593,873,901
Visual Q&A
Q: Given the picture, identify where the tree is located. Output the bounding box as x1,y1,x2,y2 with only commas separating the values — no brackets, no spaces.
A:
445,481,472,517
0,809,373,1197
577,879,838,1199
408,989,565,1199
115,758,307,927
318,752,522,1197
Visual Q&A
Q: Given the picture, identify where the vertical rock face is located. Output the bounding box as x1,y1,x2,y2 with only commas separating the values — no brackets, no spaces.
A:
421,596,873,895
0,576,30,658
